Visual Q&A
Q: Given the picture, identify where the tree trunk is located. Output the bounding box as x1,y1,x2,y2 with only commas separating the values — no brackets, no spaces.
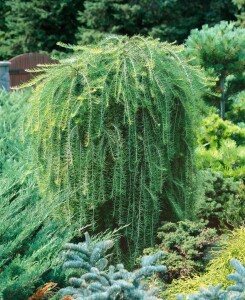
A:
220,75,225,120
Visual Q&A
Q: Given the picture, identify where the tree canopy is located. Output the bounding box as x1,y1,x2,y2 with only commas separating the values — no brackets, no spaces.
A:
77,0,237,44
0,0,84,60
0,0,238,60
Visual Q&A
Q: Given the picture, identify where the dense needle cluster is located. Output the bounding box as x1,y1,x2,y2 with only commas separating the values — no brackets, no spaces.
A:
59,232,166,299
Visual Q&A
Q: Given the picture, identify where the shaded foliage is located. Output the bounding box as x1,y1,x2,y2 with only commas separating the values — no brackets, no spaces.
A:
232,0,245,26
0,0,239,60
140,221,217,283
227,90,245,125
0,0,85,60
77,0,237,45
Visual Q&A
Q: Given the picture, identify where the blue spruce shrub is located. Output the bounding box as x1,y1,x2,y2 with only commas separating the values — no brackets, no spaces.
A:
59,232,166,299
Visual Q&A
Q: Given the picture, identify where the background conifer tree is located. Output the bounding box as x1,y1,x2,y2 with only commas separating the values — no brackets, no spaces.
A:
0,0,85,60
0,0,239,60
76,0,237,45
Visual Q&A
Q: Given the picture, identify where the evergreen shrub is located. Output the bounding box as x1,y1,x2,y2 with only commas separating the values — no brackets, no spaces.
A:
197,169,245,229
52,231,244,300
59,232,166,299
162,227,245,299
139,221,217,283
24,36,205,260
177,259,245,299
0,90,76,299
227,90,245,125
196,114,245,180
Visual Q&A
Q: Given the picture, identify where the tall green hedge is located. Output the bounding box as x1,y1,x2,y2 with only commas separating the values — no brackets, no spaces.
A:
25,37,205,260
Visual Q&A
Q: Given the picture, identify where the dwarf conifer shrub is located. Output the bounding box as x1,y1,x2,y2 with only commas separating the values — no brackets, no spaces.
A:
177,259,245,300
162,227,245,299
59,232,166,299
140,221,217,283
25,36,205,260
196,114,245,180
197,170,245,229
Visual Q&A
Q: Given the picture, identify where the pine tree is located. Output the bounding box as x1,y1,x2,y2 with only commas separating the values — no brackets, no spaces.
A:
185,21,245,119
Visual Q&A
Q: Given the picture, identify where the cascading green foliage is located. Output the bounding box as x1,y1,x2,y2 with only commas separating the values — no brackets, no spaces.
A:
25,36,205,260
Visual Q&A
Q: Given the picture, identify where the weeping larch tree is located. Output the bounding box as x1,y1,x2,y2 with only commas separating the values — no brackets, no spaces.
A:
24,36,205,261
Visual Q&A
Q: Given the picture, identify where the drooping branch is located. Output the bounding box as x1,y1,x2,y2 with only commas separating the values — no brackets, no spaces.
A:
25,36,205,261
